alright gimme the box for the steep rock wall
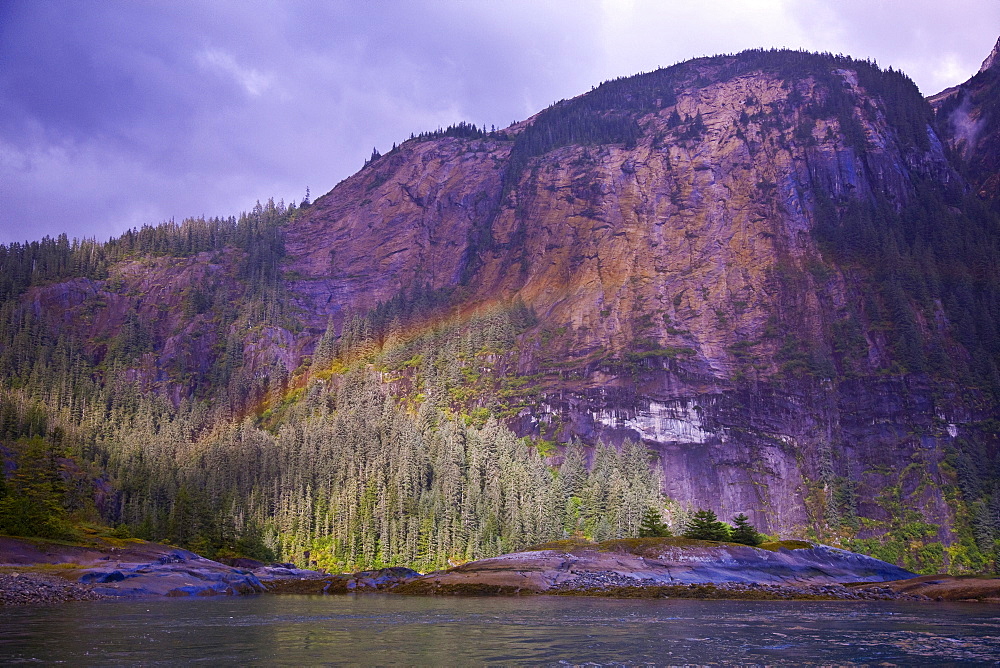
[280,58,982,542]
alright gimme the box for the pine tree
[730,513,763,546]
[638,507,671,537]
[682,509,731,541]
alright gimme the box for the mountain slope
[2,46,1000,574]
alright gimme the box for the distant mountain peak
[979,35,1000,73]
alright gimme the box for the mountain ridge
[980,37,1000,73]
[1,44,999,575]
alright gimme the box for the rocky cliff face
[979,37,1000,74]
[285,135,509,318]
[279,51,994,548]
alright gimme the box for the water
[2,595,1000,665]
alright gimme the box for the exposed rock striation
[979,37,1000,73]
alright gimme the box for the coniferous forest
[0,201,669,570]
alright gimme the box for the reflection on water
[2,594,1000,665]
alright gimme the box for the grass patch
[757,540,814,552]
[524,537,758,557]
[0,562,89,573]
[522,538,594,553]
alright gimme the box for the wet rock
[79,570,134,584]
[341,567,422,591]
[263,566,422,595]
[79,555,268,598]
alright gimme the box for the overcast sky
[1,0,998,245]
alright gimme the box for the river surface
[2,594,1000,665]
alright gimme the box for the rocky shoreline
[3,536,1000,605]
[0,572,107,606]
[547,573,930,601]
[552,579,927,601]
[0,535,280,604]
[250,569,935,601]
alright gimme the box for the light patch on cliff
[592,400,712,444]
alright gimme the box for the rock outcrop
[0,536,326,600]
[979,37,1000,73]
[400,538,916,594]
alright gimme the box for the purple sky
[1,0,998,245]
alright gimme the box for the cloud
[197,48,274,97]
[786,0,1000,93]
[0,0,997,244]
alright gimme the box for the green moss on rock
[757,540,814,551]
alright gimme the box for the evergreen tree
[0,436,74,539]
[730,513,763,546]
[682,509,731,541]
[638,507,671,537]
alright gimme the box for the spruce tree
[730,513,763,546]
[638,507,671,537]
[682,509,731,541]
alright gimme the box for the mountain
[1,45,999,575]
[929,36,1000,198]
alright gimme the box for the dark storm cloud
[1,1,996,245]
